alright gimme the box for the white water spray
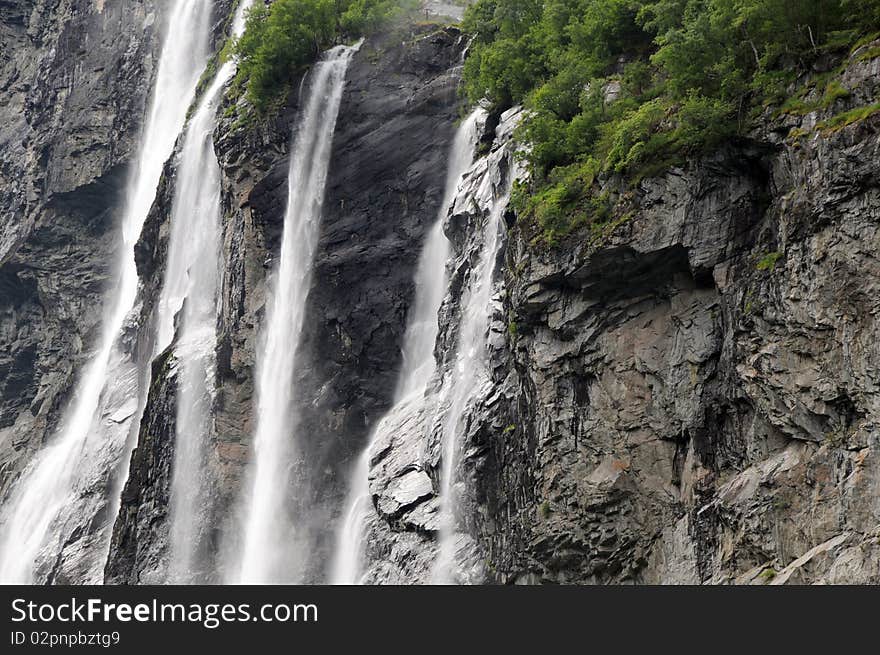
[157,0,254,584]
[330,109,485,585]
[0,0,211,584]
[229,43,359,584]
[431,166,513,585]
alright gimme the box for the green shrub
[539,501,552,519]
[461,0,880,242]
[233,0,416,113]
[856,45,880,61]
[600,98,669,173]
[820,80,851,109]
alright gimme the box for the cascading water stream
[0,0,211,584]
[228,43,360,585]
[431,168,513,585]
[155,0,254,584]
[330,109,486,585]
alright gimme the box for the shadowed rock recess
[1,1,880,585]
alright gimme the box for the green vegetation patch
[539,501,552,519]
[856,45,880,61]
[460,0,880,243]
[756,251,783,271]
[817,102,880,133]
[232,0,418,114]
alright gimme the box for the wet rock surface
[104,350,177,585]
[360,108,522,584]
[103,24,468,582]
[0,0,161,524]
[292,26,467,580]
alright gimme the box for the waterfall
[330,109,486,585]
[0,0,211,584]
[155,0,254,584]
[431,162,513,585]
[228,43,360,584]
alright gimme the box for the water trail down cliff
[330,109,486,585]
[432,164,513,585]
[156,0,253,584]
[229,43,360,584]
[0,0,211,584]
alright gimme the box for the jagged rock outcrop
[102,0,238,585]
[353,40,880,587]
[292,26,467,581]
[0,3,168,584]
[104,350,177,584]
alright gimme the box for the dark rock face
[301,29,466,464]
[293,27,466,581]
[103,0,262,583]
[4,0,879,586]
[359,108,521,584]
[208,62,311,572]
[462,45,880,584]
[103,151,185,584]
[354,41,880,586]
[0,0,160,501]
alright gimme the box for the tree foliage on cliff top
[461,0,880,241]
[232,0,418,113]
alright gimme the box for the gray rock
[464,42,880,584]
[0,0,163,582]
[104,24,469,583]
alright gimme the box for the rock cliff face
[462,45,880,584]
[352,40,880,586]
[292,27,467,581]
[355,108,522,583]
[0,0,239,585]
[0,2,166,584]
[2,1,880,586]
[0,0,160,502]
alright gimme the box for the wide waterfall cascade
[432,165,514,585]
[228,43,360,585]
[330,109,486,585]
[0,0,212,584]
[157,0,254,584]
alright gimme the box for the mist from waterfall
[431,168,513,585]
[330,109,485,585]
[227,43,360,585]
[0,0,211,584]
[154,0,253,584]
